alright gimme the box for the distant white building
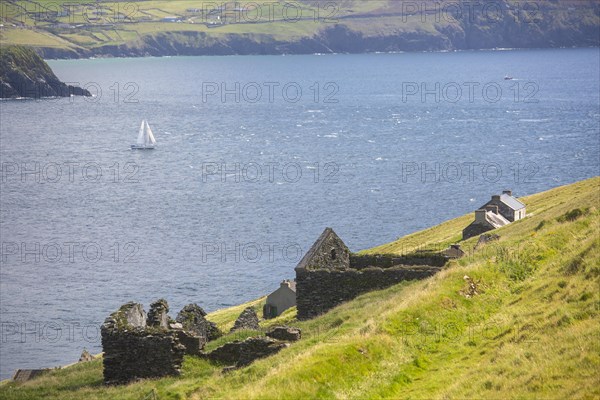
[480,190,526,222]
[161,16,182,22]
[463,190,526,240]
[263,280,296,318]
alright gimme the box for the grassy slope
[0,177,598,399]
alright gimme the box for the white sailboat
[131,120,156,150]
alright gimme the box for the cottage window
[331,249,337,260]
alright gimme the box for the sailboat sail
[136,120,146,145]
[145,120,156,145]
[132,119,156,149]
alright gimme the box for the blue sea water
[0,48,598,379]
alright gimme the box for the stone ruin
[79,349,94,362]
[207,337,289,372]
[295,228,449,320]
[147,299,169,328]
[205,326,301,371]
[475,233,500,249]
[176,303,222,341]
[101,299,221,384]
[101,301,184,385]
[230,307,260,332]
[266,326,302,342]
[101,298,302,381]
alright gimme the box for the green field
[0,0,341,50]
[1,176,598,399]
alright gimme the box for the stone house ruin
[295,228,447,320]
[263,280,296,318]
[101,300,221,384]
[463,190,526,240]
[101,301,185,385]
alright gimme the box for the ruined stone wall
[296,265,442,320]
[294,228,449,320]
[349,254,447,269]
[101,329,185,384]
[101,301,185,385]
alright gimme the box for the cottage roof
[499,193,526,210]
[485,210,510,228]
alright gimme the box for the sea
[0,48,598,380]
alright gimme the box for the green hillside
[1,0,598,58]
[0,176,598,399]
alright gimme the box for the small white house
[263,280,296,319]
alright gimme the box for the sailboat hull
[130,144,155,150]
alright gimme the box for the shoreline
[39,44,600,61]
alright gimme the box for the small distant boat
[504,75,514,80]
[131,120,156,150]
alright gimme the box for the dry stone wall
[230,307,260,332]
[101,301,185,385]
[295,228,448,320]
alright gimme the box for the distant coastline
[34,37,600,60]
[40,45,599,61]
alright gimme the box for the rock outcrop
[0,45,91,98]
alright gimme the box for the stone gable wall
[296,228,350,271]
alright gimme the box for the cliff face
[452,0,600,49]
[0,46,90,98]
